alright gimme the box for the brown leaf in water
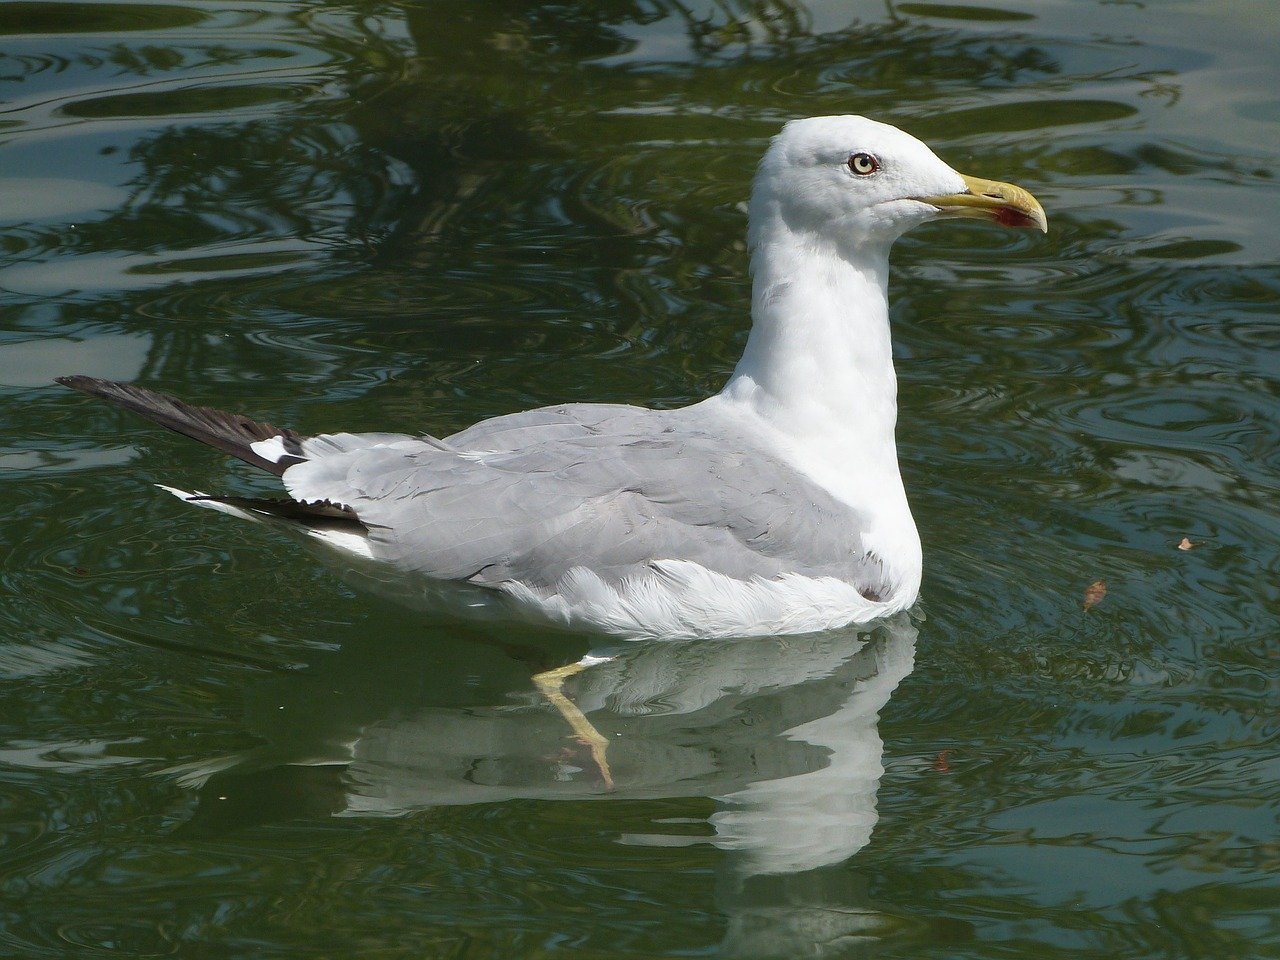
[1083,580,1107,611]
[1177,537,1195,551]
[933,749,952,774]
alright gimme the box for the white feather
[155,484,259,522]
[249,436,291,463]
[304,527,375,559]
[500,560,903,641]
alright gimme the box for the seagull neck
[721,230,899,467]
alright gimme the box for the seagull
[59,116,1045,645]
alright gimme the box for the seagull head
[750,115,1046,255]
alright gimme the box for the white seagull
[60,116,1046,643]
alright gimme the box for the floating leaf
[1083,580,1107,610]
[1177,537,1195,551]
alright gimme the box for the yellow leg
[533,661,614,790]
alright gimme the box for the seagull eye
[847,152,879,176]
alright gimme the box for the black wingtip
[54,375,307,476]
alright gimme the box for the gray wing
[284,404,885,600]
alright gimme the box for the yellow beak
[915,173,1047,233]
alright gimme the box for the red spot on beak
[994,206,1037,229]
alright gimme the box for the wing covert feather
[284,404,885,599]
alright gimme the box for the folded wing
[284,404,886,600]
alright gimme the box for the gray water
[1,1,1277,957]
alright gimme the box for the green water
[2,1,1278,956]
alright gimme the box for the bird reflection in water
[172,613,923,956]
